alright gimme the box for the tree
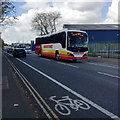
[0,32,4,48]
[0,0,17,24]
[0,1,17,45]
[31,11,61,36]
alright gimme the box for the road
[2,51,119,119]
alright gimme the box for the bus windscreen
[67,32,87,48]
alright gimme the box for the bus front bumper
[74,56,88,60]
[60,56,88,60]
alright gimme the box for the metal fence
[88,41,120,58]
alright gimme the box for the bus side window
[58,32,65,48]
[68,37,70,47]
[62,32,66,48]
[62,32,66,39]
[52,35,56,43]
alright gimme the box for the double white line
[6,56,59,120]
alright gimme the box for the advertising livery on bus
[35,29,88,61]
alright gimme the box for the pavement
[87,56,119,67]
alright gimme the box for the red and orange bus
[35,29,88,61]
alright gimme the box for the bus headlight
[67,53,74,57]
[83,53,88,57]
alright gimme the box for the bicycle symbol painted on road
[49,96,90,116]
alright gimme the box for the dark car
[12,48,26,57]
[7,48,13,53]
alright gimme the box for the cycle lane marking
[49,95,90,116]
[15,58,119,119]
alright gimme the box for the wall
[86,30,120,58]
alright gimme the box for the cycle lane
[3,53,115,119]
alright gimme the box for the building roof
[63,24,120,30]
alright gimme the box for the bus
[35,29,88,61]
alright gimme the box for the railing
[88,42,120,58]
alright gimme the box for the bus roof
[35,29,87,39]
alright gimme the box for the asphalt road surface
[2,51,120,120]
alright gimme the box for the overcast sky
[1,0,119,44]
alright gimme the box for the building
[63,24,120,58]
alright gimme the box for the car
[24,48,31,54]
[12,48,26,57]
[7,48,13,53]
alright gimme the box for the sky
[1,0,119,44]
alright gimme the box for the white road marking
[98,72,120,79]
[88,62,118,69]
[49,95,90,115]
[7,57,59,120]
[40,58,51,61]
[3,53,52,119]
[14,66,52,119]
[57,62,79,68]
[14,58,119,119]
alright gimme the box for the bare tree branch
[31,11,61,36]
[0,1,17,24]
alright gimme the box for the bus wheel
[55,52,59,60]
[39,50,42,57]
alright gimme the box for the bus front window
[68,32,87,48]
[67,31,88,52]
